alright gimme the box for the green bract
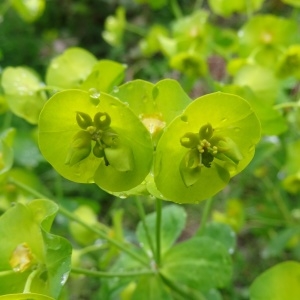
[250,261,300,300]
[1,67,46,124]
[11,0,45,22]
[0,200,71,298]
[154,92,261,203]
[208,0,264,17]
[38,89,153,193]
[238,15,299,57]
[45,48,97,89]
[102,7,126,47]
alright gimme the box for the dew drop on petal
[113,86,119,93]
[119,193,128,199]
[60,272,69,286]
[89,88,101,99]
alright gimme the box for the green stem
[170,0,183,19]
[1,111,13,130]
[196,198,214,235]
[135,197,156,259]
[23,268,40,293]
[274,101,300,110]
[156,198,162,267]
[245,0,253,20]
[60,205,150,267]
[263,177,293,225]
[0,270,15,277]
[71,267,154,278]
[125,23,146,37]
[9,178,150,267]
[160,273,205,300]
[78,243,107,256]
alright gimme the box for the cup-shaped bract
[154,92,261,204]
[1,67,46,124]
[38,90,153,194]
[11,0,45,22]
[208,0,264,17]
[238,15,299,57]
[45,48,97,89]
[102,7,126,47]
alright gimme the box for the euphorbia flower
[154,92,261,204]
[38,90,153,193]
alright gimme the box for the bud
[76,111,93,129]
[213,136,243,165]
[101,130,118,147]
[93,142,105,158]
[199,123,214,140]
[180,132,199,149]
[179,149,201,187]
[94,112,111,130]
[65,130,92,166]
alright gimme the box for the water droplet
[60,272,69,285]
[123,102,129,107]
[119,193,128,199]
[89,88,100,105]
[89,88,101,99]
[221,117,228,122]
[110,103,118,109]
[234,127,241,132]
[113,86,119,93]
[248,145,255,153]
[180,115,188,122]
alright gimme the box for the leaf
[1,67,46,124]
[264,227,300,258]
[0,200,72,298]
[154,92,261,203]
[250,261,300,300]
[160,236,232,292]
[0,293,54,300]
[38,90,153,193]
[199,222,236,255]
[11,0,45,22]
[136,205,187,256]
[131,275,172,300]
[81,60,126,93]
[0,128,15,178]
[45,48,97,89]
